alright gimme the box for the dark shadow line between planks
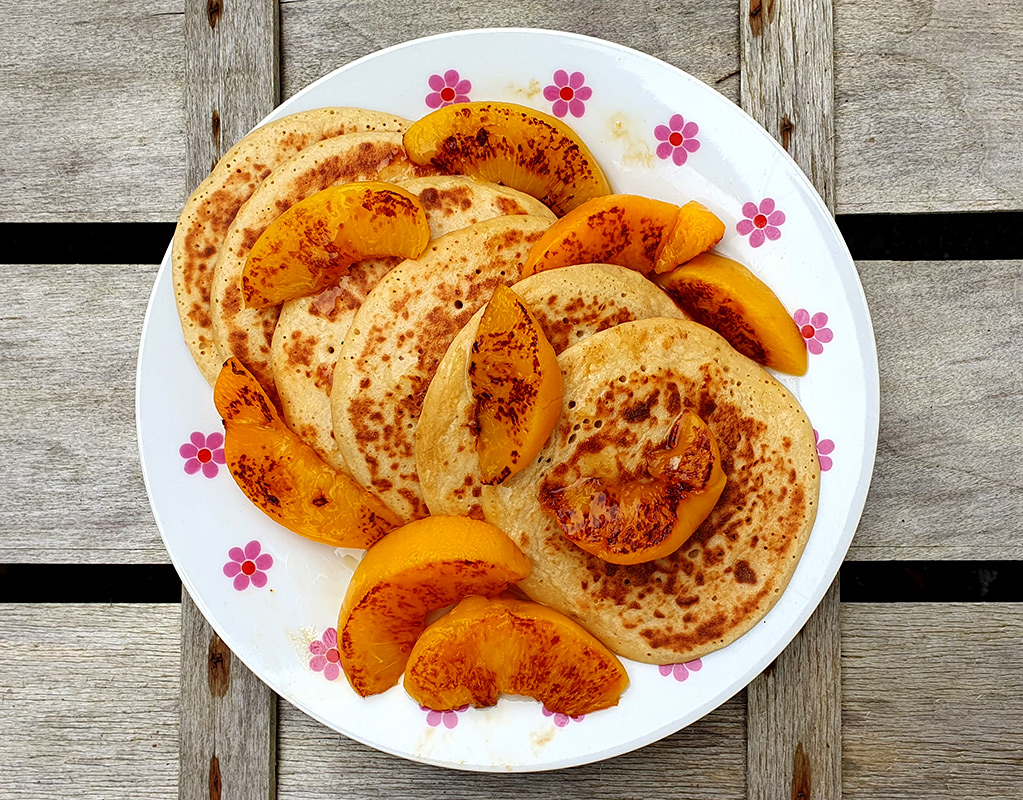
[1,213,1022,265]
[1,562,1022,603]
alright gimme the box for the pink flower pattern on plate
[659,658,703,682]
[737,198,786,247]
[309,627,342,681]
[814,430,835,472]
[542,705,584,727]
[223,540,273,591]
[794,309,834,355]
[543,70,591,118]
[422,704,469,729]
[180,431,226,478]
[654,115,701,166]
[425,70,471,108]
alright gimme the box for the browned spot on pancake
[396,487,427,519]
[188,301,212,328]
[734,560,757,584]
[419,185,473,215]
[313,362,333,392]
[241,226,263,252]
[283,330,316,368]
[496,196,529,216]
[622,389,660,423]
[665,382,682,416]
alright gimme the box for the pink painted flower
[543,70,591,118]
[223,540,273,591]
[658,658,703,682]
[179,431,226,478]
[794,309,834,355]
[309,627,341,681]
[737,198,786,247]
[425,70,471,108]
[814,430,835,472]
[654,114,701,166]
[422,704,469,729]
[542,705,584,727]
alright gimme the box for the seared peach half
[539,410,726,565]
[337,515,531,697]
[404,595,629,716]
[653,201,726,273]
[654,252,808,375]
[214,358,402,547]
[241,181,429,308]
[403,101,610,216]
[469,285,563,485]
[521,194,678,277]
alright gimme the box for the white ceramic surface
[137,29,878,772]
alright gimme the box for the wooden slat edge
[180,2,280,799]
[740,1,842,798]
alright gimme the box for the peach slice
[337,515,531,697]
[654,252,808,375]
[653,201,726,273]
[213,358,403,547]
[469,285,563,485]
[520,194,679,277]
[402,101,610,216]
[539,410,726,565]
[404,595,629,716]
[241,182,429,309]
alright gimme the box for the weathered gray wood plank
[0,604,180,799]
[278,0,741,104]
[277,694,748,798]
[843,604,1023,800]
[0,262,167,564]
[849,258,1023,561]
[741,1,842,798]
[0,0,186,223]
[179,2,279,799]
[834,0,1023,213]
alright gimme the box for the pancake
[209,131,437,397]
[416,264,688,518]
[172,108,410,385]
[270,176,555,470]
[331,215,554,521]
[481,318,819,664]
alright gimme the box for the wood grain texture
[0,262,167,564]
[180,2,279,799]
[741,0,836,212]
[843,604,1023,799]
[185,0,280,178]
[849,258,1023,561]
[834,0,1023,213]
[741,2,842,798]
[0,604,179,799]
[277,694,748,798]
[278,0,741,104]
[0,0,185,223]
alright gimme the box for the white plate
[137,28,878,771]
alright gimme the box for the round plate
[137,28,878,771]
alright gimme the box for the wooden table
[2,1,1021,798]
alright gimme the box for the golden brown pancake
[331,215,553,521]
[417,264,687,518]
[481,318,820,664]
[270,177,555,470]
[172,108,410,385]
[209,131,437,398]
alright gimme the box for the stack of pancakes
[173,108,820,666]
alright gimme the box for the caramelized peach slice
[241,182,429,309]
[653,201,726,273]
[654,252,808,375]
[337,515,531,696]
[539,411,726,565]
[521,194,678,277]
[214,358,402,547]
[403,102,610,216]
[469,285,563,485]
[404,595,629,716]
